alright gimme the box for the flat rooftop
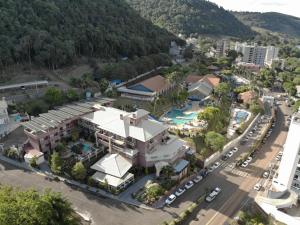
[22,98,114,135]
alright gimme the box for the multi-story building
[235,42,267,66]
[216,39,230,57]
[273,112,300,195]
[79,106,187,168]
[235,42,279,67]
[22,98,114,156]
[265,46,279,67]
[0,97,9,138]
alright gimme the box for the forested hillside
[126,0,255,38]
[0,0,182,69]
[233,12,300,37]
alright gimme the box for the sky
[209,0,300,18]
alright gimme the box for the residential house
[238,91,256,105]
[187,74,220,101]
[117,75,174,101]
[91,153,134,191]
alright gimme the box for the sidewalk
[0,154,153,210]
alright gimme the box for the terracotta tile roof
[185,75,203,84]
[139,75,170,93]
[239,91,256,104]
[201,74,220,88]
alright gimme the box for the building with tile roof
[117,75,174,101]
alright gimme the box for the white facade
[235,42,278,67]
[274,112,300,194]
[265,46,279,67]
[0,97,9,138]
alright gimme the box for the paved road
[0,99,292,225]
[183,100,291,225]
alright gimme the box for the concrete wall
[204,113,261,167]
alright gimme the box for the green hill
[0,0,182,69]
[233,12,300,37]
[126,0,255,38]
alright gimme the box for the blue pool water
[235,111,249,124]
[82,143,91,153]
[165,106,198,125]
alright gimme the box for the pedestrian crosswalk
[220,162,250,177]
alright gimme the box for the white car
[263,171,269,178]
[254,183,262,191]
[207,166,214,173]
[193,175,203,183]
[185,181,194,189]
[232,147,239,153]
[246,157,252,163]
[213,162,220,169]
[241,161,248,168]
[276,155,281,161]
[175,188,186,197]
[227,151,234,158]
[205,187,222,202]
[278,151,283,156]
[165,194,176,205]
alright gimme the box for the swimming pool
[165,106,198,125]
[82,143,92,153]
[235,111,249,124]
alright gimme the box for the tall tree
[71,162,87,181]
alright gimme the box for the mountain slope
[126,0,255,38]
[0,0,182,69]
[233,12,300,37]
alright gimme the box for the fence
[204,113,261,167]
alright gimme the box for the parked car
[205,187,222,202]
[241,162,248,168]
[276,155,281,161]
[232,147,239,153]
[207,166,214,173]
[227,151,234,158]
[213,162,221,169]
[245,157,252,163]
[222,155,229,161]
[254,183,262,191]
[185,181,194,189]
[165,194,176,205]
[175,188,186,197]
[193,175,203,183]
[263,171,270,178]
[278,151,283,156]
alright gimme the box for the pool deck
[161,102,205,129]
[227,108,251,138]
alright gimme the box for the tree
[214,82,230,97]
[50,151,63,174]
[71,129,80,142]
[0,186,80,225]
[293,76,300,85]
[198,107,222,130]
[29,156,38,168]
[55,143,65,152]
[293,100,300,112]
[283,82,297,96]
[205,131,226,152]
[249,101,263,115]
[99,78,109,94]
[44,87,64,107]
[160,165,174,178]
[66,89,79,102]
[71,162,87,181]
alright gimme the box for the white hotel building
[273,112,300,195]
